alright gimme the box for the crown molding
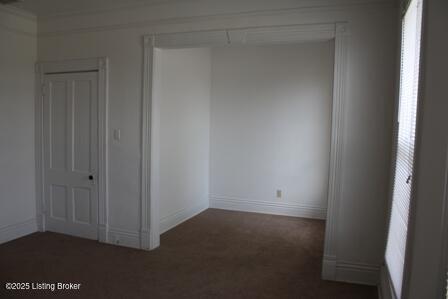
[0,5,37,36]
[36,0,198,20]
[36,0,394,20]
[38,0,396,37]
[0,4,37,21]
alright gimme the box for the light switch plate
[113,129,121,141]
[276,190,282,198]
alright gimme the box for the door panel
[73,187,92,224]
[43,72,99,240]
[50,184,67,220]
[73,79,93,173]
[49,81,68,170]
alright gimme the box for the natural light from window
[384,0,423,298]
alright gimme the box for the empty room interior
[0,0,447,298]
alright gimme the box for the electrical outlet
[276,190,282,198]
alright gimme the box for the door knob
[89,175,94,180]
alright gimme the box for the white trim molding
[322,22,349,281]
[142,23,350,285]
[141,35,160,250]
[0,5,36,21]
[35,0,393,21]
[160,200,209,235]
[35,57,109,244]
[437,145,448,298]
[0,5,37,37]
[154,30,228,48]
[36,0,395,37]
[0,218,38,244]
[228,24,335,45]
[333,261,380,286]
[108,227,140,249]
[379,265,397,299]
[210,196,326,220]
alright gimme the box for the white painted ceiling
[7,0,181,17]
[6,0,395,18]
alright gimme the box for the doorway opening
[154,42,334,233]
[141,24,349,281]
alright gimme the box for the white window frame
[384,0,425,297]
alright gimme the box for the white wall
[210,42,334,219]
[38,30,145,233]
[154,48,211,233]
[0,7,37,242]
[37,0,397,274]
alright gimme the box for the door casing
[141,23,350,283]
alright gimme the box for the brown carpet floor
[0,209,377,299]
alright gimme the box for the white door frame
[35,57,109,243]
[141,23,349,280]
[438,147,448,298]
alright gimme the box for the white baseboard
[140,228,159,251]
[160,200,209,234]
[322,254,337,280]
[335,260,380,286]
[104,199,209,250]
[210,195,326,219]
[107,227,140,249]
[379,266,396,299]
[322,256,380,286]
[0,218,38,244]
[98,224,108,243]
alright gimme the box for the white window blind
[385,0,423,298]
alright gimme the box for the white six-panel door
[43,72,99,240]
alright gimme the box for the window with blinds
[385,0,423,298]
